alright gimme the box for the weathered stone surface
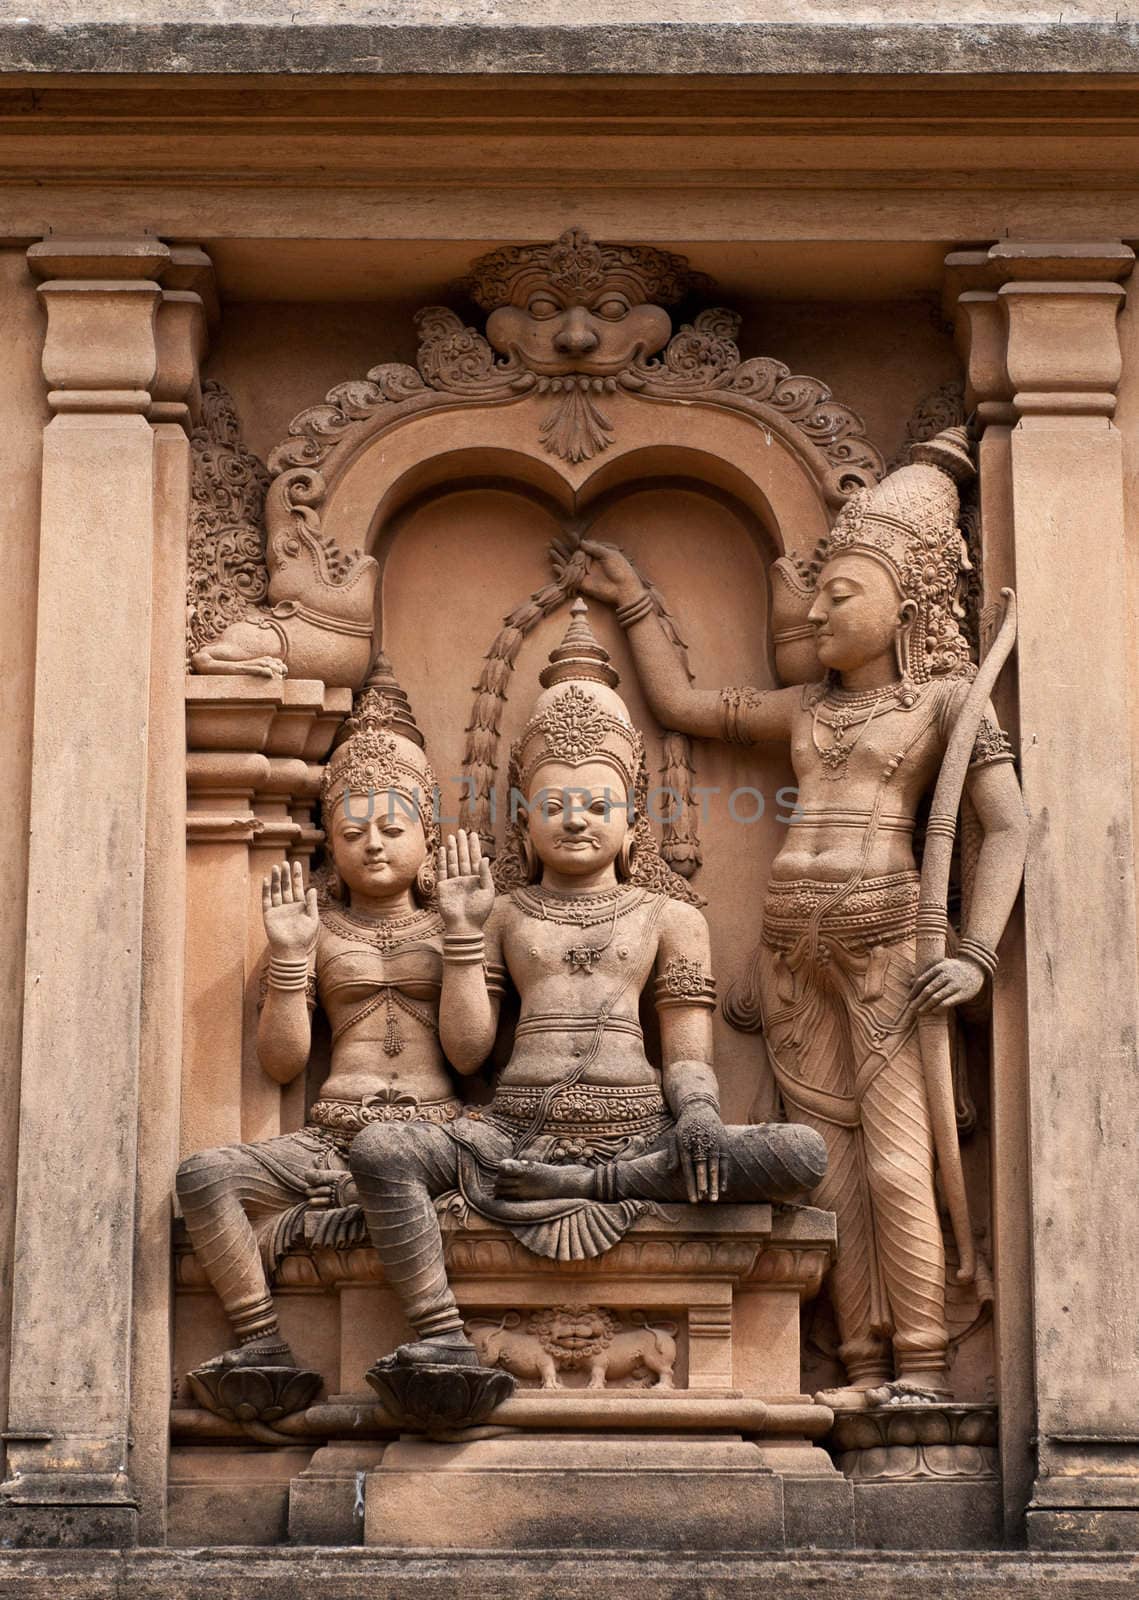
[0,19,1138,75]
[1,1549,1139,1599]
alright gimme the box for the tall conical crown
[514,600,640,792]
[321,656,438,843]
[815,424,976,682]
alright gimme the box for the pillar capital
[999,281,1126,420]
[151,245,216,430]
[27,238,215,430]
[944,241,1134,430]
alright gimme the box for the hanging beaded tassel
[383,991,405,1057]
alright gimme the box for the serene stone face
[807,552,903,674]
[486,285,672,376]
[329,789,427,901]
[524,759,631,877]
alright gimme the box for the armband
[720,685,766,746]
[654,955,717,1010]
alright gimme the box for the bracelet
[267,955,311,992]
[615,589,654,630]
[675,1090,722,1115]
[957,936,998,978]
[443,934,487,965]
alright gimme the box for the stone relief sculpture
[188,384,378,686]
[348,601,828,1419]
[186,380,271,670]
[563,426,1029,1409]
[268,228,882,511]
[457,541,706,881]
[467,1306,678,1390]
[176,668,461,1406]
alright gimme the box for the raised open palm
[262,860,320,956]
[436,828,495,934]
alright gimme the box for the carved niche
[252,228,886,870]
[270,227,882,488]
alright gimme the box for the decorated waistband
[485,1080,670,1136]
[763,871,920,951]
[513,1012,643,1040]
[309,1092,462,1140]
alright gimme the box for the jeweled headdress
[320,654,439,849]
[495,601,701,905]
[817,425,977,682]
[513,599,641,794]
[465,227,703,311]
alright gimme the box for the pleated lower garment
[176,1128,349,1341]
[758,883,948,1386]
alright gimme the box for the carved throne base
[174,1202,853,1550]
[360,1203,848,1552]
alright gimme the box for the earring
[415,859,436,904]
[617,835,639,881]
[894,606,918,709]
[520,834,538,883]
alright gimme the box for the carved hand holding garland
[237,229,886,860]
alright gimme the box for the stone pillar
[131,246,214,1543]
[955,241,1139,1550]
[945,248,1032,1541]
[182,683,349,1160]
[0,238,168,1546]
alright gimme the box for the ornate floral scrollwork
[186,381,271,667]
[257,229,883,595]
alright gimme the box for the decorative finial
[540,598,619,690]
[911,425,975,485]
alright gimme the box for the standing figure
[348,602,827,1374]
[566,427,1029,1406]
[176,674,460,1379]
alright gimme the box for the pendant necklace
[513,884,640,976]
[811,689,887,780]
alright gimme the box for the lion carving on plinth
[467,1304,677,1390]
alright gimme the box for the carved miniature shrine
[136,227,1018,1552]
[3,120,1138,1589]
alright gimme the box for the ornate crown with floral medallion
[512,599,642,795]
[464,227,705,312]
[320,656,439,849]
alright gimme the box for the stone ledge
[2,21,1139,77]
[1,1548,1138,1597]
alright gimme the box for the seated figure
[176,672,461,1377]
[349,602,828,1372]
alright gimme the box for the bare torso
[493,887,665,1090]
[314,906,457,1103]
[773,682,951,883]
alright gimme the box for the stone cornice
[3,21,1139,78]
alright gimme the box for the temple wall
[1,13,1138,1586]
[0,252,47,1485]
